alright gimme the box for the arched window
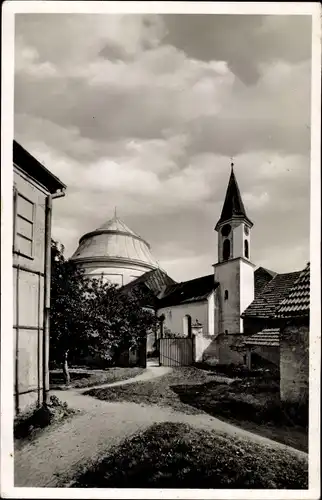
[225,329,228,334]
[244,239,249,259]
[224,290,229,300]
[223,239,230,261]
[183,314,192,337]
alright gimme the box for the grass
[73,422,308,489]
[87,366,308,451]
[85,367,215,414]
[14,395,78,446]
[49,367,145,390]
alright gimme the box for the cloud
[14,13,311,279]
[163,14,312,84]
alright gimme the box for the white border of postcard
[1,2,321,499]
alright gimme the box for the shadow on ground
[170,378,308,452]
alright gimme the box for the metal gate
[159,337,193,367]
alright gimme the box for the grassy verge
[85,367,216,414]
[73,422,308,489]
[14,395,78,446]
[50,367,145,390]
[172,376,308,452]
[87,366,307,451]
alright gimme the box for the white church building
[71,165,307,367]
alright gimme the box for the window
[223,239,230,261]
[183,314,192,337]
[225,329,228,334]
[224,290,229,300]
[13,190,35,259]
[244,239,249,259]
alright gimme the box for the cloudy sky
[14,13,312,281]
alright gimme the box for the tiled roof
[242,271,301,318]
[254,267,277,297]
[159,274,218,307]
[121,268,176,296]
[275,263,310,318]
[215,166,253,229]
[244,328,280,347]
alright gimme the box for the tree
[50,240,157,382]
[50,239,90,383]
[82,278,157,363]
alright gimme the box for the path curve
[75,364,172,393]
[15,367,308,488]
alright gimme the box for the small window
[223,239,230,261]
[244,239,249,259]
[225,329,228,334]
[224,290,229,300]
[13,191,35,259]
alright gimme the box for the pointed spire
[114,206,117,219]
[215,161,253,231]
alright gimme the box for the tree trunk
[63,350,70,385]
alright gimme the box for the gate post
[191,334,196,364]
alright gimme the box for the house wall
[250,346,280,367]
[158,301,210,336]
[240,260,255,332]
[280,322,309,404]
[243,317,280,336]
[13,166,48,414]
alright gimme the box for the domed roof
[71,215,159,270]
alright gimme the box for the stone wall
[194,333,247,365]
[280,322,309,404]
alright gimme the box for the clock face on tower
[244,226,249,236]
[221,224,231,237]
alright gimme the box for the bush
[14,396,75,440]
[73,422,308,489]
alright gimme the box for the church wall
[207,292,215,336]
[76,261,151,287]
[214,259,241,334]
[232,223,243,259]
[158,301,209,337]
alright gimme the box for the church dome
[70,215,159,286]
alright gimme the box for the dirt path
[74,363,172,392]
[14,367,308,488]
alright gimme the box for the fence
[159,337,193,366]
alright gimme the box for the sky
[14,13,312,282]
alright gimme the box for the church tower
[213,163,255,334]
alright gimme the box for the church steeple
[213,162,255,335]
[215,163,253,231]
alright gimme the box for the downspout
[43,189,65,405]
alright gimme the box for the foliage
[73,422,308,489]
[50,239,90,364]
[50,240,157,367]
[14,396,75,441]
[163,326,186,338]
